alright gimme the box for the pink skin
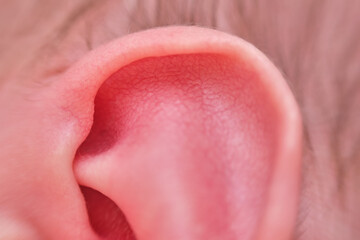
[2,0,360,239]
[0,27,301,240]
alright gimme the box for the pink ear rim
[52,26,302,240]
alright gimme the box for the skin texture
[0,0,359,239]
[78,53,278,239]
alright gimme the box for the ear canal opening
[80,186,136,240]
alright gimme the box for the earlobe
[48,26,302,240]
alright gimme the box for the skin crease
[0,0,359,239]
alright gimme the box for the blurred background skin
[0,0,359,239]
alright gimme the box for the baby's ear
[40,27,302,239]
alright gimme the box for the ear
[41,27,302,240]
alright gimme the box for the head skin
[0,0,360,239]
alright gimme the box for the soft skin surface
[0,26,302,240]
[76,54,277,240]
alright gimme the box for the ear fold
[44,26,302,240]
